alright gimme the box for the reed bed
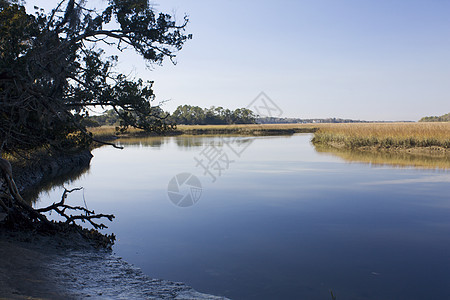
[312,122,450,149]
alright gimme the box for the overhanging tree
[0,0,191,153]
[0,0,191,242]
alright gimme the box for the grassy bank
[89,124,319,140]
[312,122,450,152]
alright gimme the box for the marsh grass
[88,123,319,139]
[312,123,450,150]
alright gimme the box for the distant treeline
[419,113,450,122]
[85,106,257,127]
[257,117,371,124]
[171,105,256,125]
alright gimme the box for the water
[35,134,450,299]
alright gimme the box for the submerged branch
[36,187,115,230]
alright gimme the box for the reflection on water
[24,163,91,204]
[116,135,254,150]
[117,135,450,170]
[116,136,167,148]
[34,134,450,300]
[314,144,450,169]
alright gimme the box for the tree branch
[36,187,115,230]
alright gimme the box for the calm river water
[35,134,450,300]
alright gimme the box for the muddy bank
[10,149,93,195]
[0,230,228,299]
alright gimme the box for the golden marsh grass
[312,122,450,149]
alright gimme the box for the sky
[26,0,450,121]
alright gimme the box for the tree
[170,105,257,125]
[0,0,191,154]
[419,113,450,122]
[0,0,191,243]
[231,108,257,124]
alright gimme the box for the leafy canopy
[170,105,257,125]
[419,113,450,122]
[0,0,191,154]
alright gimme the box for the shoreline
[90,123,450,157]
[314,140,449,156]
[0,229,228,299]
[9,149,93,195]
[89,123,320,141]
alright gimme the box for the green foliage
[170,105,257,125]
[419,113,450,122]
[0,0,191,154]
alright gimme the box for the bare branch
[36,187,115,229]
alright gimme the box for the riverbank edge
[0,229,229,299]
[10,149,93,193]
[312,139,449,156]
[90,124,320,142]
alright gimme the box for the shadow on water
[314,144,450,169]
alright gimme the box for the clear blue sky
[27,0,450,120]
